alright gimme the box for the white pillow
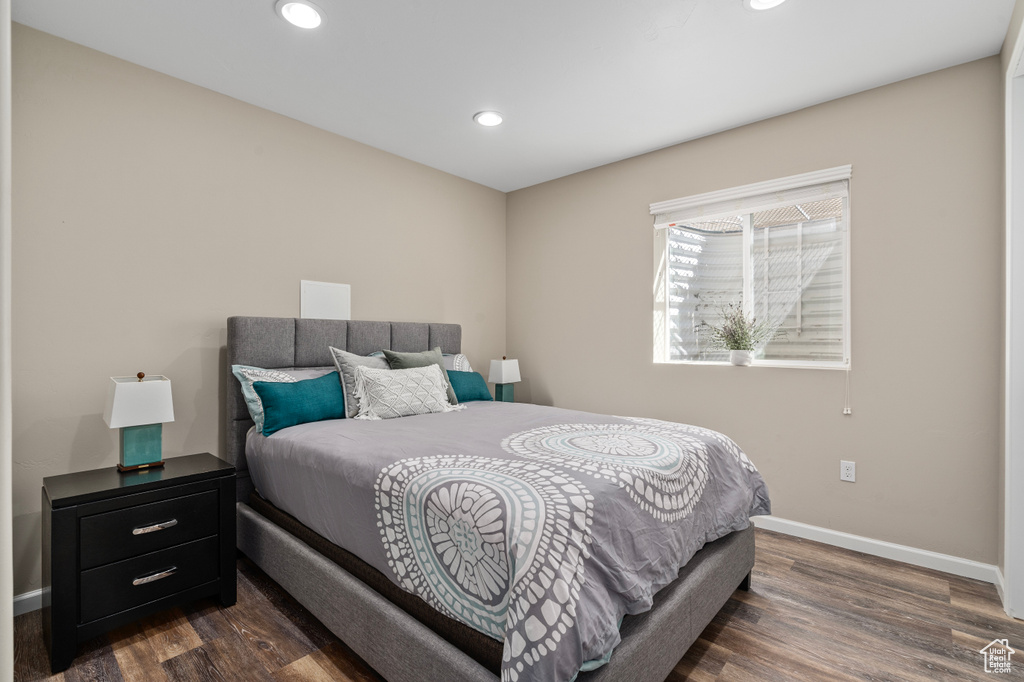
[352,364,464,421]
[447,353,473,372]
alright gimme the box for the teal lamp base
[118,423,165,472]
[494,383,515,402]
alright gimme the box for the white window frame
[651,166,852,370]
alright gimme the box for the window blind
[651,166,851,229]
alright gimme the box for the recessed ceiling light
[745,0,787,9]
[474,111,504,127]
[276,0,324,29]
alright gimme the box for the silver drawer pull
[132,519,178,535]
[132,567,177,586]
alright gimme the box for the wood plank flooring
[14,529,1024,681]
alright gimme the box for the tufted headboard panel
[226,316,462,500]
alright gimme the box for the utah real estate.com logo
[981,639,1015,674]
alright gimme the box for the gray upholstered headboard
[226,316,462,501]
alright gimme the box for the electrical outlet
[840,460,856,482]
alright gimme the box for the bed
[226,316,769,682]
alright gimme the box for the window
[651,166,851,369]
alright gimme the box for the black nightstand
[41,452,236,673]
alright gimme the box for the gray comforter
[246,401,770,682]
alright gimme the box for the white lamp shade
[488,359,521,384]
[103,375,174,428]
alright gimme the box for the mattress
[246,401,770,682]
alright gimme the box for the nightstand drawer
[79,490,219,569]
[79,535,219,623]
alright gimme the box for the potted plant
[701,303,777,366]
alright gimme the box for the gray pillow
[328,346,390,418]
[381,347,458,405]
[369,351,472,373]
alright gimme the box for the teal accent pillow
[231,364,300,433]
[447,371,493,403]
[252,371,345,436]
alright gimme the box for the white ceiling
[12,0,1016,192]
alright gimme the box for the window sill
[657,359,849,371]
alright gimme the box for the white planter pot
[730,350,753,366]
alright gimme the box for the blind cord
[843,366,852,415]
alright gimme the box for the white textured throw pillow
[353,364,464,420]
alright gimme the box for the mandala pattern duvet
[246,401,771,682]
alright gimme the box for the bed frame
[226,316,754,682]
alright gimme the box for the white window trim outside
[651,165,852,370]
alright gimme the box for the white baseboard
[14,588,41,616]
[752,516,999,584]
[995,568,1024,620]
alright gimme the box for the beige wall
[11,25,507,595]
[8,22,1006,596]
[507,57,1004,564]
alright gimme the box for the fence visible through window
[652,167,851,369]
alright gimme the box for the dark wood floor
[14,529,1024,681]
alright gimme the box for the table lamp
[103,372,174,472]
[488,357,521,402]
